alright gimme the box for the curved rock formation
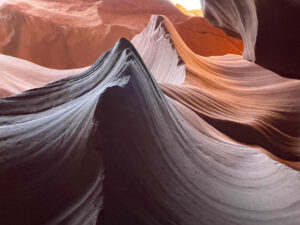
[1,38,300,225]
[131,15,185,85]
[203,0,300,79]
[0,0,300,222]
[1,15,300,166]
[0,0,242,68]
[0,54,86,97]
[134,15,300,166]
[0,15,185,96]
[175,16,243,57]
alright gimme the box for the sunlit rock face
[169,0,203,17]
[0,0,242,69]
[0,1,300,225]
[175,4,203,17]
[203,0,300,79]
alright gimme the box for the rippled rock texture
[0,1,300,225]
[203,0,300,79]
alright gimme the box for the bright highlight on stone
[170,0,201,10]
